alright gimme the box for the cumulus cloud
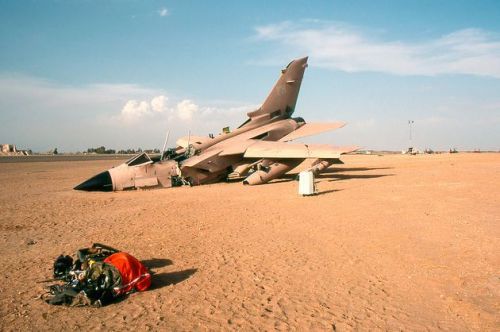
[121,100,150,120]
[118,96,203,123]
[158,7,169,17]
[0,76,166,150]
[119,96,168,122]
[151,95,168,113]
[117,96,255,125]
[254,21,500,78]
[176,100,198,121]
[0,75,256,151]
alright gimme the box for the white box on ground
[299,171,315,196]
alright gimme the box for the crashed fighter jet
[75,57,357,191]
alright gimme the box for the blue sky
[1,0,499,151]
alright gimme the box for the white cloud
[118,95,171,123]
[0,75,255,151]
[151,95,168,113]
[121,100,152,121]
[254,21,500,78]
[117,96,253,125]
[176,99,198,121]
[1,73,499,152]
[0,75,164,109]
[158,7,169,17]
[118,96,200,123]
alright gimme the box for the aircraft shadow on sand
[324,173,394,181]
[327,166,394,172]
[275,166,394,183]
[315,189,343,196]
[316,166,394,181]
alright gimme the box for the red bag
[104,252,151,295]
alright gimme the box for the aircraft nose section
[74,171,113,191]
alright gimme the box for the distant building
[1,144,16,153]
[1,144,30,156]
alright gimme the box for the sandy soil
[0,153,498,331]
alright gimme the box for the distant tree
[116,148,158,154]
[86,146,117,154]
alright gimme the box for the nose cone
[74,171,113,191]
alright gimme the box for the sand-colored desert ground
[0,153,498,331]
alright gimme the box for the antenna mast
[160,129,170,161]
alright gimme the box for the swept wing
[244,141,358,159]
[279,122,345,142]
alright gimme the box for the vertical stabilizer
[241,56,308,127]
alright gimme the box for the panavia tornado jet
[74,56,358,192]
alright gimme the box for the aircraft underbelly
[180,155,241,185]
[135,176,158,187]
[182,155,241,173]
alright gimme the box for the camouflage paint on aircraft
[74,57,358,191]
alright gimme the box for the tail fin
[241,56,308,127]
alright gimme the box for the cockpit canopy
[125,152,153,167]
[293,117,306,124]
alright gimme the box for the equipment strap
[113,273,150,292]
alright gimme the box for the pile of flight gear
[43,243,151,307]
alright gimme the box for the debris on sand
[42,243,151,307]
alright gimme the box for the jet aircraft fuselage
[74,57,357,191]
